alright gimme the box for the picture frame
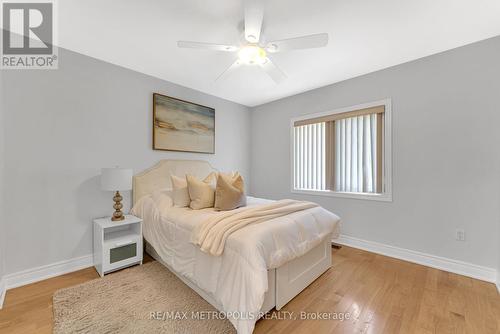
[153,93,215,154]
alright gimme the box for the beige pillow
[186,173,217,210]
[171,175,190,207]
[214,173,246,211]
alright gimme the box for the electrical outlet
[455,229,465,241]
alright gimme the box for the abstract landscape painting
[153,93,215,153]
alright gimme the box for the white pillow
[186,173,217,210]
[171,175,190,207]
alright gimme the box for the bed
[131,160,340,334]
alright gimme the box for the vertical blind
[335,114,379,193]
[293,122,326,190]
[293,106,384,194]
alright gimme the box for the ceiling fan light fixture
[177,0,329,83]
[238,45,267,65]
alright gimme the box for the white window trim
[290,99,393,202]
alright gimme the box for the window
[291,100,392,201]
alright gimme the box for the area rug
[53,262,235,333]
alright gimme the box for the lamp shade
[101,168,133,191]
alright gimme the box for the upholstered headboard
[133,159,218,205]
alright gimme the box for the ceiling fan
[177,0,329,84]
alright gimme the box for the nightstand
[93,215,143,277]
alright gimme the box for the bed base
[276,236,332,309]
[145,235,332,314]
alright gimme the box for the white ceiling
[59,0,500,107]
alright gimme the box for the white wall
[250,36,500,270]
[2,47,251,275]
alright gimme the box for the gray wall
[2,47,251,275]
[0,70,5,291]
[250,36,500,269]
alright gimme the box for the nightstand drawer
[103,235,142,273]
[110,243,137,263]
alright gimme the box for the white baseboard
[0,277,6,309]
[335,235,497,283]
[4,254,93,290]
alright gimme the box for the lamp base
[111,191,125,222]
[111,215,125,221]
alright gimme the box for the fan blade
[244,0,264,43]
[215,60,241,81]
[177,41,238,52]
[260,58,286,84]
[266,33,329,53]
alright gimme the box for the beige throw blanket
[191,199,319,256]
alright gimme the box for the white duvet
[132,196,340,334]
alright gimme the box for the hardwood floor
[1,247,499,334]
[255,247,500,334]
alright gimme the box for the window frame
[290,99,392,202]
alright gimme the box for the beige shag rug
[53,262,235,334]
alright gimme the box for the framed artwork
[153,93,215,153]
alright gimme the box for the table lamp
[101,167,133,221]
